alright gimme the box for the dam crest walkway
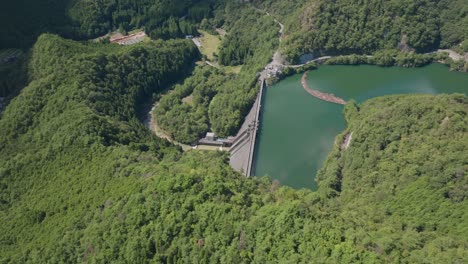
[229,79,266,176]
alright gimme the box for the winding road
[255,8,286,80]
[437,49,468,62]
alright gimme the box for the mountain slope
[253,0,468,61]
[1,36,466,261]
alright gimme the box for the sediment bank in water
[301,71,346,105]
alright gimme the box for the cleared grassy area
[141,35,152,43]
[128,28,144,34]
[198,30,221,61]
[194,30,244,74]
[223,65,242,74]
[181,95,193,105]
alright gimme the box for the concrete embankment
[229,79,266,176]
[301,71,346,105]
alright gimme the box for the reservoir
[253,64,468,189]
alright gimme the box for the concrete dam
[229,79,266,176]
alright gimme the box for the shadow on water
[251,80,268,178]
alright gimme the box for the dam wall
[229,79,266,176]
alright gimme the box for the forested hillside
[68,0,216,39]
[154,66,230,143]
[0,0,216,49]
[4,0,465,56]
[0,0,467,263]
[0,34,198,260]
[1,39,466,261]
[1,0,278,137]
[154,2,279,138]
[316,95,468,262]
[253,0,468,61]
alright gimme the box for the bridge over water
[229,79,266,176]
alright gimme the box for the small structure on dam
[198,132,232,147]
[229,79,266,176]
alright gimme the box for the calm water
[253,64,468,189]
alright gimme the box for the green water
[253,64,468,190]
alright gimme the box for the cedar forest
[0,0,467,263]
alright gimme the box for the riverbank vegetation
[316,94,468,262]
[3,0,466,95]
[325,51,446,67]
[323,51,468,72]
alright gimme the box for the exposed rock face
[340,132,353,151]
[398,34,416,53]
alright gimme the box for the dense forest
[68,0,215,39]
[0,39,466,260]
[251,0,468,61]
[0,0,467,262]
[1,0,279,136]
[154,66,230,143]
[0,0,215,98]
[0,34,197,261]
[2,0,466,98]
[3,0,465,56]
[206,3,279,136]
[154,2,279,138]
[0,0,216,49]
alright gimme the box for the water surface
[253,64,468,189]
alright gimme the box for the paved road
[437,49,468,62]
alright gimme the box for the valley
[0,1,467,263]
